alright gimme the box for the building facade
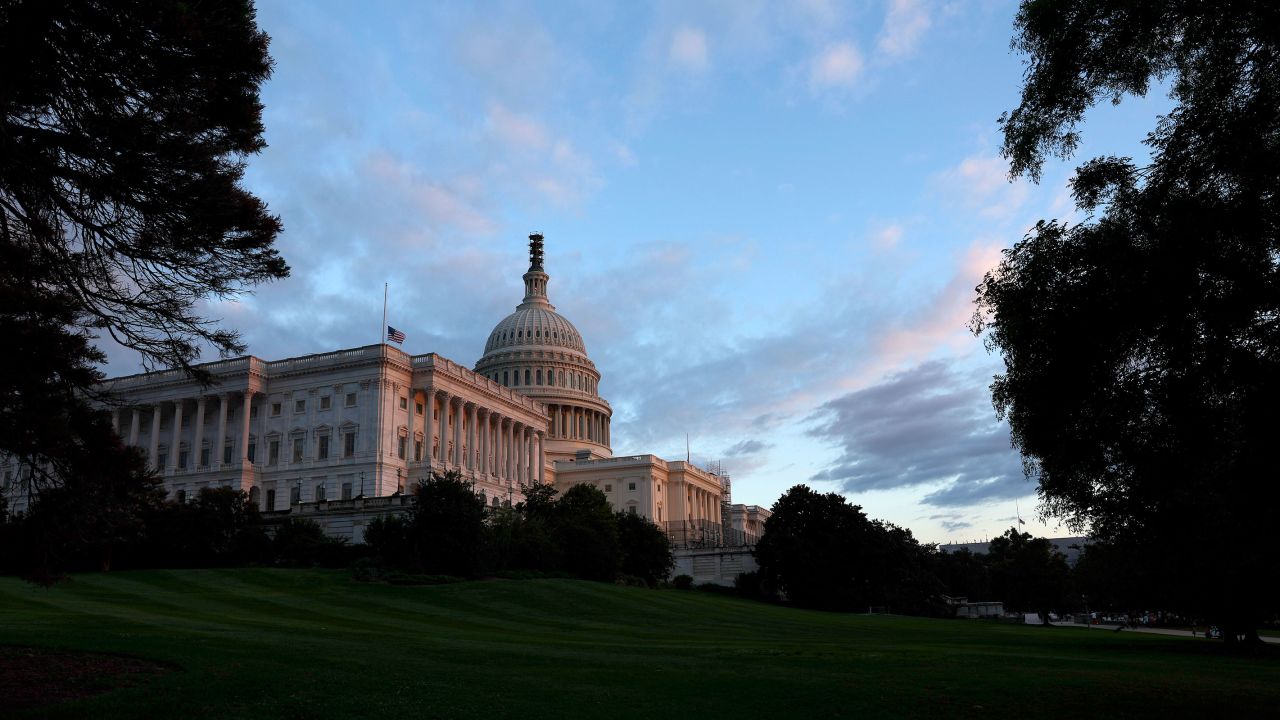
[2,234,751,547]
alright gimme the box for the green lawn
[1,570,1276,719]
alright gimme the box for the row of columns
[115,391,253,473]
[406,387,545,489]
[545,404,610,447]
[687,485,721,524]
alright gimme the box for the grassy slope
[0,569,1275,719]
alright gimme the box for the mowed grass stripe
[2,570,1278,720]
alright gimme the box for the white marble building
[2,235,746,545]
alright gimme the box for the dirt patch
[0,646,172,712]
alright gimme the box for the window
[399,397,407,410]
[414,439,423,461]
[250,405,258,419]
[628,506,637,515]
[268,440,280,465]
[503,370,509,386]
[266,489,276,510]
[397,436,406,460]
[157,452,168,469]
[415,402,423,416]
[628,482,636,491]
[536,369,542,385]
[200,447,210,468]
[320,396,331,410]
[656,483,661,493]
[318,435,329,460]
[345,392,357,407]
[271,402,282,417]
[223,444,233,465]
[513,371,519,386]
[341,482,352,500]
[295,399,306,414]
[292,437,304,463]
[605,484,612,492]
[343,432,356,458]
[316,484,326,502]
[290,484,301,504]
[524,369,531,385]
[178,450,188,469]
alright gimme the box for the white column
[193,397,206,469]
[129,408,141,446]
[508,421,517,482]
[437,391,449,470]
[241,391,254,465]
[537,432,546,485]
[169,400,183,471]
[406,388,416,464]
[466,403,476,472]
[479,409,489,476]
[452,400,462,470]
[216,394,229,469]
[148,405,161,469]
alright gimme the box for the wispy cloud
[669,26,709,72]
[876,0,932,60]
[810,42,864,90]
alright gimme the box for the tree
[408,471,486,577]
[551,484,619,582]
[753,485,881,611]
[973,1,1280,642]
[615,511,673,587]
[986,529,1069,625]
[1,0,286,372]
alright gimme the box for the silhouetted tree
[974,1,1280,642]
[986,529,1069,624]
[615,510,673,587]
[552,484,619,582]
[408,471,486,577]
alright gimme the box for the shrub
[672,574,694,590]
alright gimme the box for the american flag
[387,325,406,344]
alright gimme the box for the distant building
[937,537,1089,566]
[1,235,750,549]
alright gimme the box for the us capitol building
[3,234,768,549]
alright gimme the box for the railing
[663,519,759,549]
[411,353,545,414]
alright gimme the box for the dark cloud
[723,439,772,456]
[807,359,1028,507]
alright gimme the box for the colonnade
[686,484,722,524]
[408,387,545,488]
[544,403,610,447]
[114,391,250,473]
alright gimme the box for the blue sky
[104,0,1174,543]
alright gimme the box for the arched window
[503,370,509,386]
[536,369,542,385]
[558,370,565,386]
[525,369,531,385]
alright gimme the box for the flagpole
[381,283,388,346]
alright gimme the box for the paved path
[1051,622,1280,644]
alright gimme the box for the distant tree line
[363,471,673,587]
[747,485,1272,634]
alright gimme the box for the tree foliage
[986,529,1070,624]
[975,1,1280,639]
[407,471,486,577]
[0,0,286,371]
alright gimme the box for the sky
[103,0,1175,544]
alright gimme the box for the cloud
[876,0,932,60]
[669,26,708,72]
[810,42,864,89]
[807,359,1030,507]
[487,103,550,152]
[723,439,772,456]
[873,223,904,250]
[934,153,1030,221]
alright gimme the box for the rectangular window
[629,506,637,515]
[292,437,304,463]
[157,453,167,469]
[628,482,636,491]
[268,440,280,465]
[320,396,331,410]
[341,482,352,500]
[318,435,329,460]
[271,402,282,417]
[223,444,233,465]
[399,397,407,410]
[266,489,276,510]
[414,439,423,462]
[605,484,612,492]
[200,447,210,468]
[295,399,306,414]
[250,405,258,419]
[397,436,406,460]
[178,450,188,469]
[316,484,326,502]
[343,432,356,458]
[415,402,423,416]
[290,484,301,504]
[345,392,357,407]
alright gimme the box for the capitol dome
[475,234,612,460]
